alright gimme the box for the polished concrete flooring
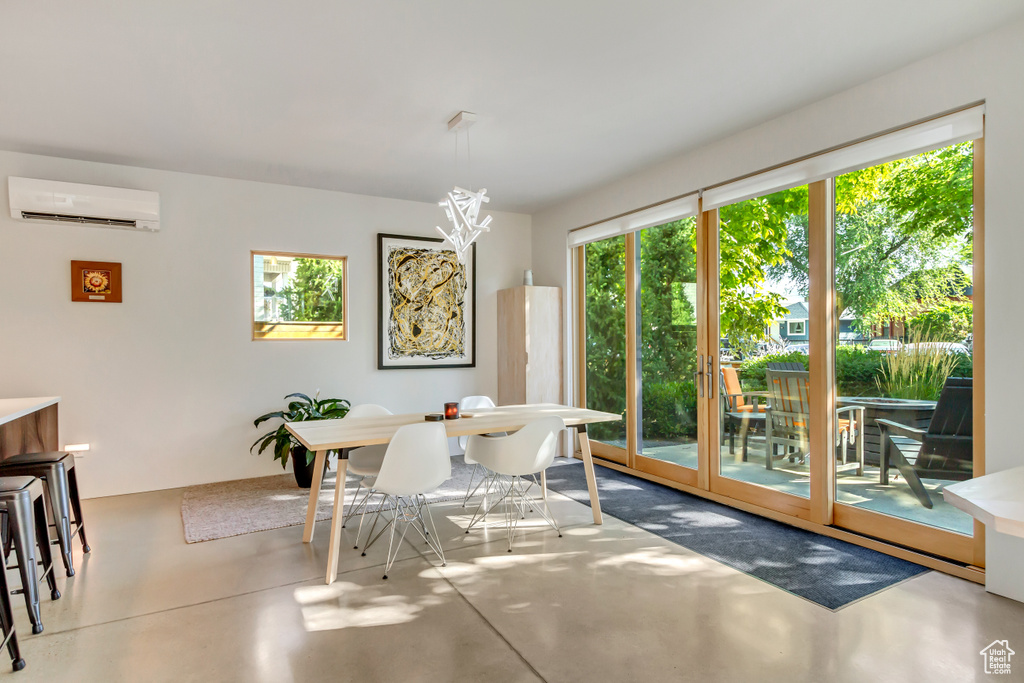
[7,483,1024,681]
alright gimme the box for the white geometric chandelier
[435,111,494,263]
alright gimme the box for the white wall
[0,152,531,499]
[532,19,1024,600]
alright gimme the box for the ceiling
[1,1,1022,214]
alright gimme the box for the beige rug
[180,457,477,543]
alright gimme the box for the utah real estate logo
[980,640,1014,675]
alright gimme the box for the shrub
[737,351,808,391]
[835,345,884,396]
[642,380,698,440]
[738,346,885,396]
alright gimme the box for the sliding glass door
[830,140,982,564]
[634,218,701,484]
[573,107,984,567]
[582,235,629,464]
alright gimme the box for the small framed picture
[71,261,122,303]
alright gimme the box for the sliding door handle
[696,355,705,397]
[707,356,715,398]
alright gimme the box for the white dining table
[286,403,621,584]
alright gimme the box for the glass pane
[638,218,699,469]
[585,236,628,445]
[833,141,976,535]
[718,185,810,497]
[253,253,346,340]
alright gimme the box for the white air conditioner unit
[8,177,160,232]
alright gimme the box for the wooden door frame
[570,134,985,568]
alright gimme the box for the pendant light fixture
[435,111,493,262]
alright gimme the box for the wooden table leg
[302,450,329,543]
[576,425,603,525]
[540,469,548,502]
[325,458,348,585]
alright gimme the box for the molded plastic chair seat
[0,451,89,578]
[0,476,60,635]
[457,396,503,507]
[339,404,393,529]
[358,423,451,578]
[465,416,566,551]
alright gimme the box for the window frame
[786,319,807,336]
[251,250,349,341]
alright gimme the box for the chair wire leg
[466,477,505,532]
[420,495,446,567]
[462,464,481,507]
[382,498,401,579]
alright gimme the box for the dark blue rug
[544,460,928,610]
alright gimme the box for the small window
[252,252,347,340]
[787,319,806,336]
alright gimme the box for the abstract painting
[378,234,475,369]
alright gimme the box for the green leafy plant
[876,334,960,401]
[251,392,350,468]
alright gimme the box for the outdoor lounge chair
[720,366,767,414]
[876,377,973,509]
[764,368,864,474]
[720,366,768,451]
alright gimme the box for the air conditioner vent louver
[8,177,160,232]
[20,211,137,228]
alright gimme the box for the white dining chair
[464,416,565,552]
[358,422,452,579]
[340,403,392,532]
[458,395,500,507]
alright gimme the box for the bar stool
[0,452,89,578]
[0,559,25,671]
[0,477,60,635]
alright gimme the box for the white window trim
[787,319,807,336]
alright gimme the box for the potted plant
[251,392,350,488]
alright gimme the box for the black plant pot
[292,446,315,488]
[291,446,330,488]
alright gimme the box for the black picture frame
[377,233,476,370]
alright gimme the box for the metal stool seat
[0,452,89,578]
[0,477,59,634]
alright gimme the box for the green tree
[281,258,345,322]
[909,300,973,341]
[773,141,974,330]
[719,187,805,353]
[584,236,627,442]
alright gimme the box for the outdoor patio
[636,438,974,536]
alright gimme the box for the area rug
[180,456,479,544]
[543,459,928,610]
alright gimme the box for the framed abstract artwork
[377,233,475,369]
[71,260,122,303]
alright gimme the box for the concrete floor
[7,484,1024,682]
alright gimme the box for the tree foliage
[583,141,974,441]
[280,258,346,322]
[775,141,974,329]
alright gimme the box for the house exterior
[777,301,867,345]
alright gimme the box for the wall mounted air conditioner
[8,177,160,232]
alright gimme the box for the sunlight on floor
[293,580,447,632]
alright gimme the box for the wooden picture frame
[377,233,476,369]
[71,260,122,303]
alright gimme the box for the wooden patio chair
[720,366,767,414]
[875,377,973,509]
[720,366,768,455]
[764,368,864,474]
